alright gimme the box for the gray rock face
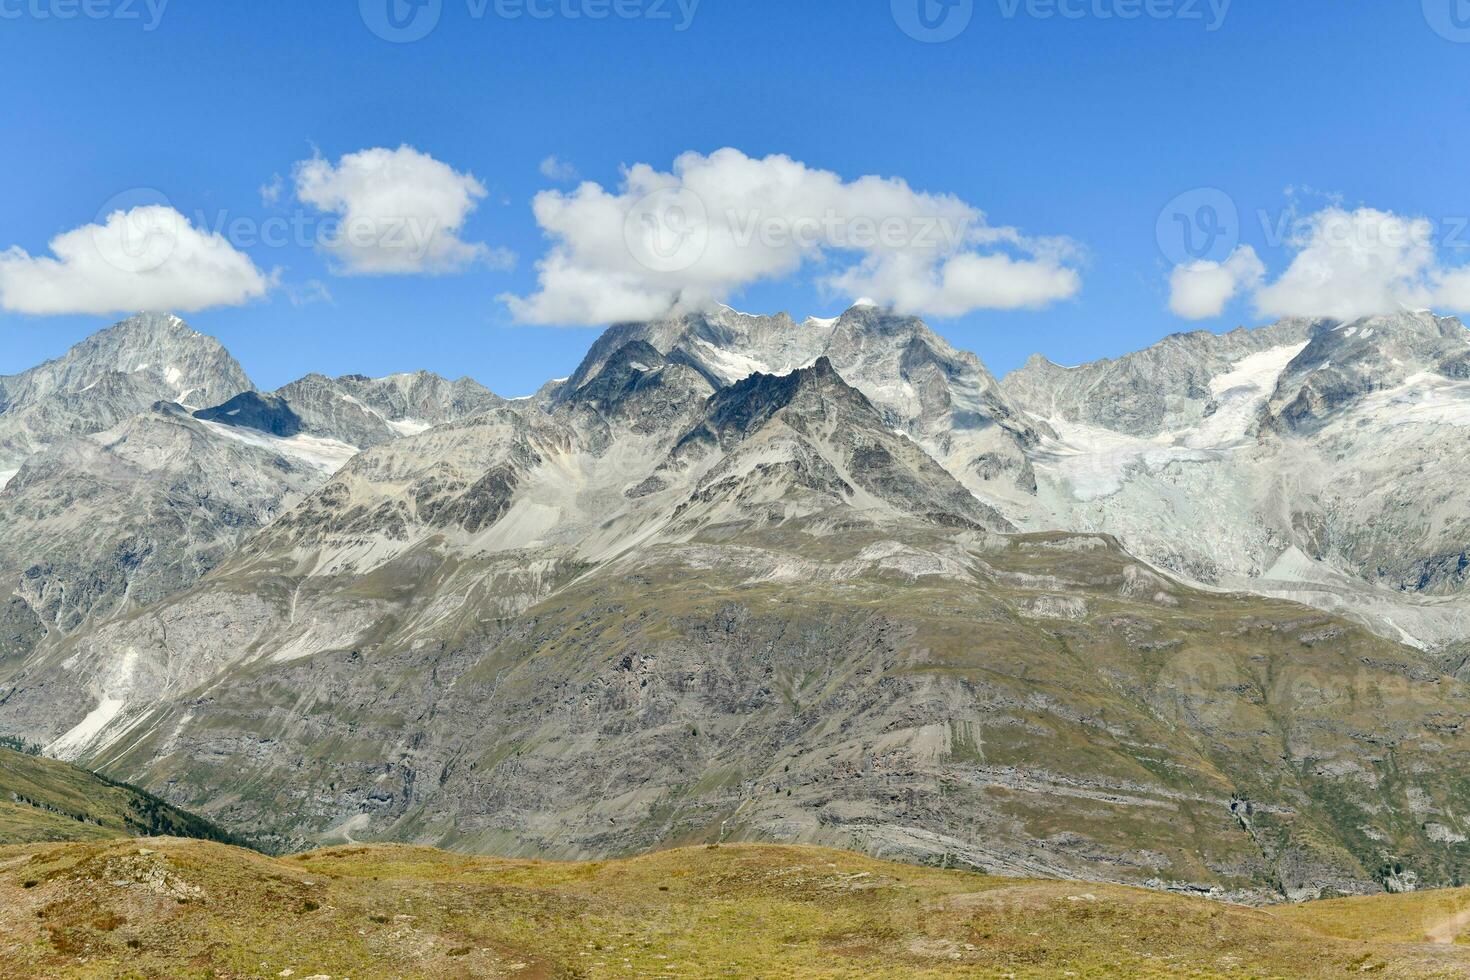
[561,305,1044,513]
[0,405,323,645]
[669,357,1011,533]
[270,371,504,449]
[560,340,716,437]
[1265,311,1469,432]
[0,313,253,470]
[0,312,252,411]
[1002,318,1325,437]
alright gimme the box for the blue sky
[2,0,1468,395]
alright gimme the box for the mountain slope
[0,404,329,677]
[16,514,1469,902]
[0,744,237,845]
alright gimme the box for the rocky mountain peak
[0,313,257,470]
[701,356,863,437]
[1265,311,1470,432]
[559,340,716,435]
[32,312,253,409]
[1002,316,1326,437]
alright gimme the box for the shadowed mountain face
[193,392,304,437]
[2,307,1470,905]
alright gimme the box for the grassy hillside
[2,838,1470,978]
[0,745,240,846]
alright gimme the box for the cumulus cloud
[294,145,510,275]
[0,205,272,316]
[1168,245,1264,319]
[503,148,1082,325]
[1169,205,1470,321]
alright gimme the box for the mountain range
[1,305,1469,903]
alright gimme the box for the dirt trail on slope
[1425,905,1470,944]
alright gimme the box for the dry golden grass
[3,837,1470,978]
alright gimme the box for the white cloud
[539,155,579,183]
[0,205,272,316]
[502,148,1082,325]
[1168,245,1264,319]
[1168,205,1470,322]
[1254,208,1442,320]
[293,145,507,276]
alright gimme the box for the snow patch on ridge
[1341,373,1470,429]
[692,338,778,384]
[386,418,433,437]
[0,469,16,490]
[196,417,360,474]
[1034,343,1307,502]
